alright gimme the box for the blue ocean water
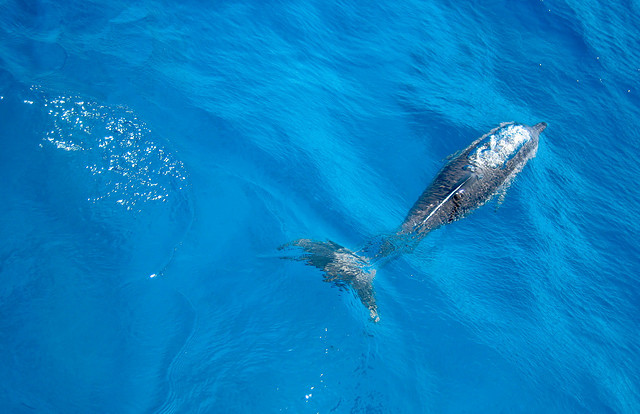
[1,0,639,412]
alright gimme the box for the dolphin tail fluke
[279,238,379,322]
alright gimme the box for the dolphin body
[281,122,546,321]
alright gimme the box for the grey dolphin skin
[281,122,546,321]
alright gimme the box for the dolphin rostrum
[281,122,546,321]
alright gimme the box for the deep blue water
[1,0,639,412]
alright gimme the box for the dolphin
[281,122,546,321]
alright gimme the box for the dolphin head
[530,122,547,137]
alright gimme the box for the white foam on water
[469,124,531,169]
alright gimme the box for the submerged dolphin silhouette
[281,122,546,321]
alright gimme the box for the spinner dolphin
[281,122,546,321]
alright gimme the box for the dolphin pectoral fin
[444,149,461,161]
[279,239,380,322]
[493,169,519,211]
[495,189,507,210]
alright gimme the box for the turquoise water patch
[1,0,639,412]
